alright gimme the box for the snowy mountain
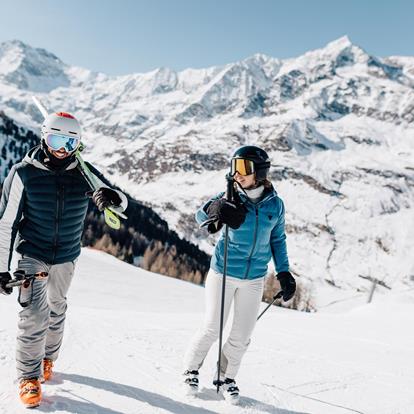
[1,248,413,413]
[0,37,413,305]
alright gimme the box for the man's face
[44,134,80,159]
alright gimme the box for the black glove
[89,187,122,211]
[277,271,296,302]
[0,272,12,295]
[207,220,223,235]
[207,198,246,229]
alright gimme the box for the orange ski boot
[19,378,42,408]
[43,358,54,382]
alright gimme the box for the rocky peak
[0,39,69,92]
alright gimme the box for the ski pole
[5,270,48,289]
[214,173,234,393]
[257,291,283,321]
[6,270,48,308]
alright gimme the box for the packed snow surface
[1,249,413,414]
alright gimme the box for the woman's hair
[232,177,273,192]
[257,178,272,189]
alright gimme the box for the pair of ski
[32,97,126,230]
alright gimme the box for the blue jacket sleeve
[270,199,289,273]
[195,192,225,225]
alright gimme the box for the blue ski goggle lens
[46,134,80,153]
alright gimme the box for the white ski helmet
[41,112,82,143]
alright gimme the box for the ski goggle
[231,158,255,176]
[46,134,80,153]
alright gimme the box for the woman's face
[234,172,256,189]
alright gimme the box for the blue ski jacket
[195,186,289,280]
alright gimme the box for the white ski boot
[183,370,199,395]
[221,378,240,404]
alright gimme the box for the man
[0,111,128,408]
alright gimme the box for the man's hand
[89,188,122,211]
[0,272,12,295]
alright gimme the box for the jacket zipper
[52,183,59,263]
[52,181,64,263]
[244,206,259,279]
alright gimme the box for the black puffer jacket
[0,146,127,271]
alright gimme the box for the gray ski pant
[15,255,75,380]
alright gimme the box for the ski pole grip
[6,280,26,288]
[273,290,284,300]
[13,269,26,280]
[225,173,234,202]
[200,174,233,228]
[5,272,48,289]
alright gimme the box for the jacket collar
[238,185,277,206]
[23,146,79,172]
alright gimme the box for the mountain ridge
[0,37,413,301]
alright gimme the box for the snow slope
[1,249,413,414]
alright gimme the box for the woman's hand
[276,271,296,301]
[207,198,246,229]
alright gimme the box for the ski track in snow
[1,248,414,414]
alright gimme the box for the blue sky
[0,0,413,75]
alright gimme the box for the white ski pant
[15,255,75,380]
[184,269,264,379]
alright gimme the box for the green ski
[75,148,127,230]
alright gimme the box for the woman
[183,145,296,403]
